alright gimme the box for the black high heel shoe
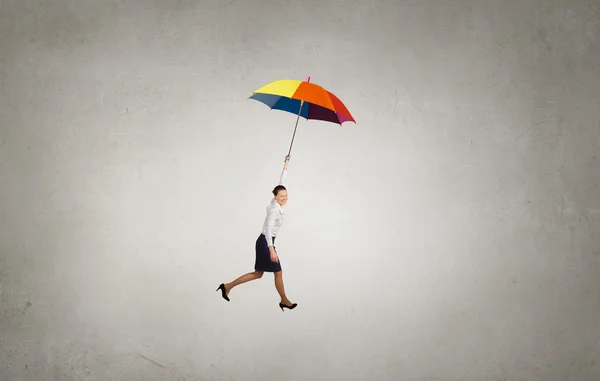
[279,302,297,311]
[216,283,229,301]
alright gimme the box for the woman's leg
[224,271,263,295]
[274,270,293,306]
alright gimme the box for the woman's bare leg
[224,271,263,296]
[274,271,292,306]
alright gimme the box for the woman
[216,155,297,312]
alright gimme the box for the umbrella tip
[306,76,310,82]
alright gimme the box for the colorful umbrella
[249,76,355,156]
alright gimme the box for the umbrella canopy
[249,77,355,125]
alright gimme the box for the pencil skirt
[254,233,282,272]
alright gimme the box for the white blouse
[261,167,287,247]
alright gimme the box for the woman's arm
[279,155,290,185]
[264,207,277,247]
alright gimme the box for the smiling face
[274,189,288,206]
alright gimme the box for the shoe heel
[217,283,230,302]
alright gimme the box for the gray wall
[1,0,599,380]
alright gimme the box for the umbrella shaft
[287,101,303,157]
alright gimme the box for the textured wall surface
[1,0,599,380]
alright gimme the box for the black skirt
[254,233,282,272]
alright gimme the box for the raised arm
[279,155,290,185]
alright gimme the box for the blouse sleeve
[279,168,287,185]
[263,205,277,247]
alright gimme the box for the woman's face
[275,190,288,206]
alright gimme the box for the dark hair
[272,185,287,196]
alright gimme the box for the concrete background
[1,0,599,380]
